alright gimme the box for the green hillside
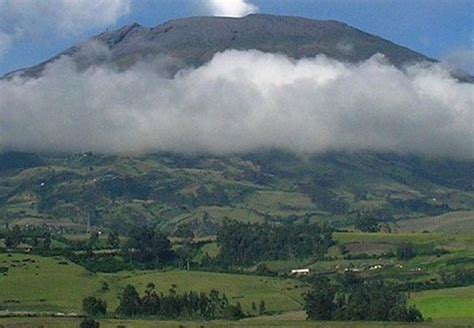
[0,151,473,235]
[0,253,304,314]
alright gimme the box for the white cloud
[0,50,473,158]
[0,0,131,55]
[205,0,259,17]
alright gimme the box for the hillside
[3,14,432,79]
[0,151,473,235]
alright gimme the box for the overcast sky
[0,0,473,76]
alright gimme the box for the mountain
[1,15,472,235]
[3,14,433,79]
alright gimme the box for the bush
[396,243,416,261]
[82,296,107,316]
[80,318,100,328]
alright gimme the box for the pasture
[0,254,304,315]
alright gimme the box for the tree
[79,318,100,328]
[0,209,14,229]
[396,243,416,261]
[82,296,107,316]
[173,225,195,240]
[89,231,99,248]
[304,277,335,320]
[305,274,423,322]
[216,221,334,266]
[5,225,22,249]
[43,233,52,251]
[124,226,174,264]
[116,285,141,316]
[222,302,245,320]
[259,300,266,315]
[107,231,120,248]
[101,281,109,293]
[354,211,380,233]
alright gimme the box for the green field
[412,285,474,320]
[110,270,304,314]
[0,254,101,312]
[393,211,474,234]
[0,254,304,315]
[2,228,474,327]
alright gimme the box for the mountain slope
[4,14,433,79]
[0,151,473,236]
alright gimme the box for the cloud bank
[204,0,259,17]
[0,0,131,55]
[0,49,473,158]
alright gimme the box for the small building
[290,268,310,276]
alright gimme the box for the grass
[0,254,304,315]
[334,232,474,251]
[108,270,305,313]
[0,253,102,312]
[393,211,474,234]
[1,231,474,325]
[243,191,316,218]
[194,242,220,261]
[412,285,474,320]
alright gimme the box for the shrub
[80,318,100,328]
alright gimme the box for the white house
[290,268,310,275]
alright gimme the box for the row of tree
[84,284,246,320]
[2,225,51,250]
[217,221,334,266]
[304,273,423,322]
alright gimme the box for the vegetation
[115,284,245,320]
[0,151,473,237]
[305,274,423,322]
[121,226,174,265]
[82,296,107,316]
[80,318,100,328]
[216,221,334,266]
[0,151,473,326]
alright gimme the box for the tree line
[84,284,246,321]
[304,273,423,322]
[217,220,334,266]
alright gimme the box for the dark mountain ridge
[3,14,434,79]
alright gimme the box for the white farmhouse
[290,268,310,275]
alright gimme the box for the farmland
[1,152,473,326]
[1,228,474,326]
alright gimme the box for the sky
[0,0,473,76]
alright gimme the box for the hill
[0,151,473,235]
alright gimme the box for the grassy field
[0,254,304,315]
[109,270,304,313]
[392,211,474,234]
[1,229,474,327]
[0,254,102,312]
[412,285,474,320]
